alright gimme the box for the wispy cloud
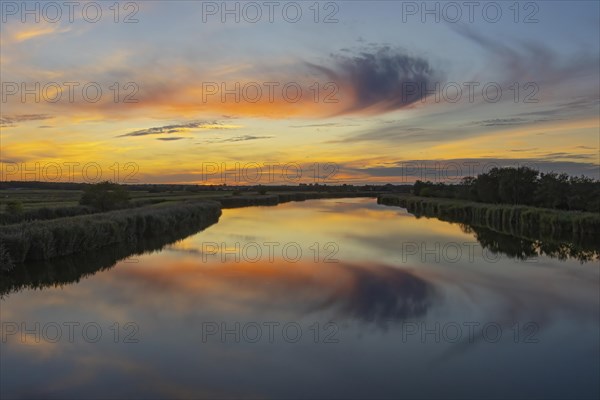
[454,25,599,88]
[342,158,600,182]
[198,135,273,144]
[11,24,71,42]
[118,121,238,137]
[477,118,529,127]
[0,114,54,127]
[156,137,188,141]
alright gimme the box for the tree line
[413,167,600,212]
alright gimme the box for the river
[1,198,598,399]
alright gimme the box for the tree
[413,180,428,196]
[535,172,569,209]
[497,167,538,205]
[474,169,501,203]
[568,175,600,212]
[80,181,130,211]
[459,176,478,201]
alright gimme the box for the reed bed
[0,200,221,265]
[378,194,600,239]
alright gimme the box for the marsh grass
[0,214,224,296]
[378,195,600,240]
[0,200,222,265]
[0,191,376,269]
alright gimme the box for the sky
[1,0,599,185]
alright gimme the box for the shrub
[80,181,130,211]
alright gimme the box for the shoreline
[0,192,377,268]
[377,194,600,240]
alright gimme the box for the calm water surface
[1,198,599,399]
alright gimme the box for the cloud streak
[198,135,273,144]
[118,121,235,137]
[0,114,54,128]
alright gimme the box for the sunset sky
[1,1,598,184]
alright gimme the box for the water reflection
[1,198,598,399]
[3,198,596,298]
[0,216,220,297]
[462,224,600,262]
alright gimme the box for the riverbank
[0,201,222,267]
[0,192,377,268]
[377,194,600,239]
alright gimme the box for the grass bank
[0,200,221,266]
[378,194,600,239]
[0,214,229,296]
[0,192,377,269]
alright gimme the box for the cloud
[156,137,187,141]
[539,153,597,160]
[454,25,599,88]
[118,121,234,137]
[198,135,273,144]
[2,46,441,120]
[477,118,529,127]
[516,96,600,118]
[0,114,54,128]
[8,24,71,43]
[342,158,600,182]
[327,124,429,144]
[307,46,439,115]
[290,122,344,128]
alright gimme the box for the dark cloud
[343,158,599,181]
[477,118,529,127]
[198,135,273,144]
[289,122,356,129]
[307,46,440,114]
[540,153,597,160]
[517,96,599,118]
[118,121,224,137]
[0,114,54,127]
[156,137,187,141]
[327,124,429,144]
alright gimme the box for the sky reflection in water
[1,198,598,399]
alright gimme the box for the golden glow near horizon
[1,2,598,184]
